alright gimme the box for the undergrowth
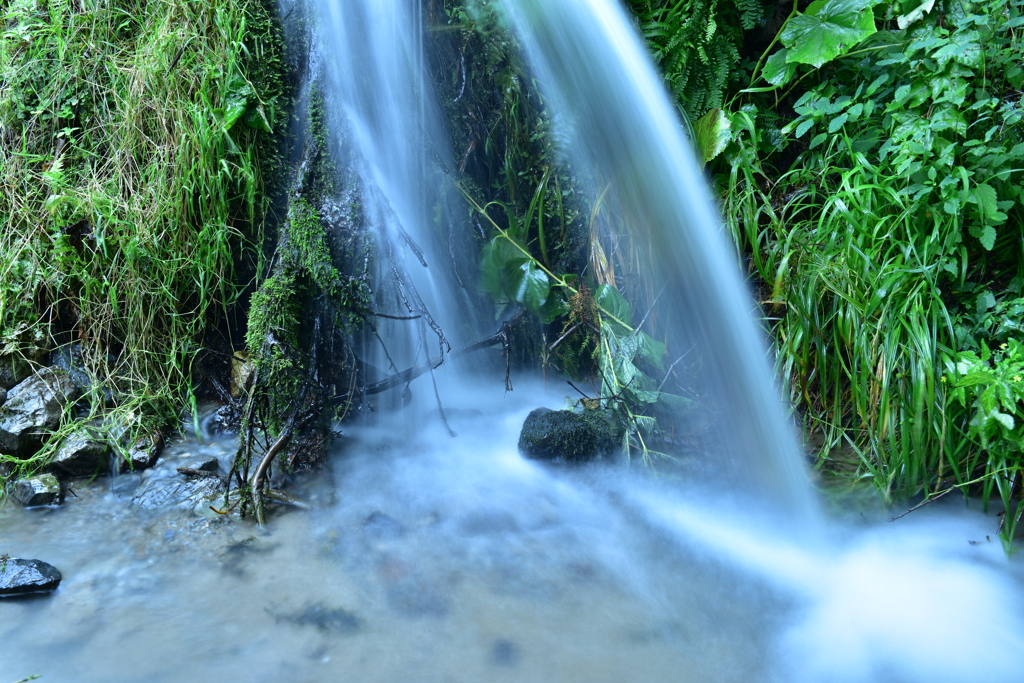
[0,0,287,482]
[705,0,1024,547]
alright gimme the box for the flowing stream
[2,0,1024,681]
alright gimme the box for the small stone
[188,456,220,473]
[0,558,62,597]
[49,427,107,477]
[491,639,520,668]
[230,351,255,398]
[0,368,79,455]
[12,474,62,507]
[120,431,164,472]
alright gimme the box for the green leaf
[795,119,815,138]
[480,237,527,300]
[896,0,935,29]
[513,260,550,315]
[781,0,878,69]
[594,284,631,331]
[978,225,997,250]
[933,31,981,67]
[828,112,849,133]
[243,104,272,133]
[693,108,731,164]
[763,50,797,86]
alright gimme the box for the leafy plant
[716,0,1024,528]
[947,340,1024,549]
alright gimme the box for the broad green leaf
[594,284,631,331]
[828,112,849,133]
[795,119,815,138]
[513,260,550,315]
[933,31,981,67]
[972,183,1007,225]
[781,0,878,68]
[763,50,797,86]
[978,225,997,250]
[693,108,731,164]
[480,237,527,300]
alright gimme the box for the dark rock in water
[0,558,62,596]
[131,474,222,510]
[120,431,164,472]
[363,511,407,539]
[518,408,617,463]
[0,354,34,390]
[110,473,142,497]
[491,639,521,668]
[0,368,79,456]
[270,603,361,633]
[189,456,220,473]
[49,426,107,477]
[0,387,6,407]
[12,474,62,507]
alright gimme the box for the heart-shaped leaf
[781,0,878,68]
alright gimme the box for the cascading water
[314,0,486,419]
[1,1,1023,682]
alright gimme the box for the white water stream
[1,1,1023,681]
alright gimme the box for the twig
[887,485,957,522]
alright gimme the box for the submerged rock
[11,473,62,507]
[131,475,222,511]
[0,558,62,597]
[49,426,107,477]
[518,408,617,463]
[0,368,79,456]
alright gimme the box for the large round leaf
[781,0,877,68]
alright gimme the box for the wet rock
[0,558,62,596]
[110,472,142,497]
[230,351,255,398]
[50,344,92,395]
[270,603,361,633]
[491,639,521,668]
[12,473,62,507]
[189,456,220,473]
[120,431,164,472]
[0,387,6,407]
[131,475,221,511]
[363,511,407,539]
[0,368,79,455]
[49,426,107,477]
[517,408,617,463]
[0,354,33,390]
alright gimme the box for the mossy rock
[518,408,617,463]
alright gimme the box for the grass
[0,0,285,481]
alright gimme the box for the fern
[627,0,754,118]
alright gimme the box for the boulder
[49,426,108,477]
[0,558,62,597]
[518,408,617,463]
[11,473,62,507]
[0,355,33,390]
[0,368,79,456]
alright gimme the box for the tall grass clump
[696,0,1024,545]
[0,0,286,478]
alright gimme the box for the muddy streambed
[1,384,1021,682]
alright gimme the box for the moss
[518,408,618,463]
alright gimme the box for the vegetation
[633,0,1024,546]
[0,0,286,481]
